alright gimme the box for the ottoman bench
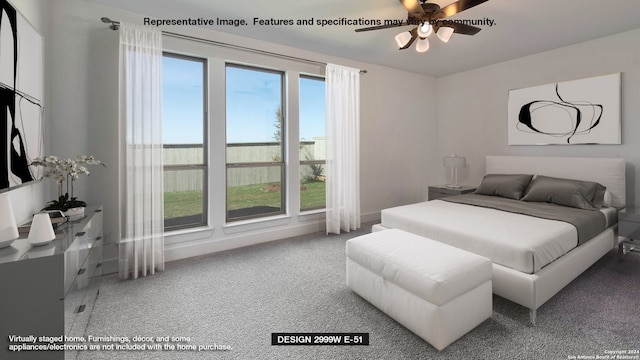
[346,229,492,351]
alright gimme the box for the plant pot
[64,207,85,221]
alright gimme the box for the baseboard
[361,211,381,224]
[100,257,118,275]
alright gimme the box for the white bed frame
[375,156,626,324]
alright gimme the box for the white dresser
[0,205,103,360]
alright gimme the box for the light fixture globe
[437,26,454,43]
[417,22,433,38]
[415,37,430,53]
[394,31,412,48]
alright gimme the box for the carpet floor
[78,226,640,360]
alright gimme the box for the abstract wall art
[508,73,621,145]
[0,0,44,191]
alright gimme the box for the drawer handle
[96,236,102,241]
[77,305,86,314]
[76,231,86,237]
[78,268,86,275]
[95,209,102,213]
[96,263,102,268]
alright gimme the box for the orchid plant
[31,155,105,211]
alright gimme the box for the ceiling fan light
[437,27,454,43]
[394,31,412,48]
[417,22,433,38]
[415,37,430,53]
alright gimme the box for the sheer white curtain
[325,64,361,234]
[118,22,164,279]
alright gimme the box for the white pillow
[603,190,612,208]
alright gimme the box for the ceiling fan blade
[399,28,418,50]
[355,21,409,32]
[398,0,425,18]
[440,0,489,18]
[446,22,482,35]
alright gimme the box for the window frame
[162,52,209,231]
[225,63,287,222]
[298,74,326,212]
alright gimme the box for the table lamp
[443,153,466,189]
[0,193,19,248]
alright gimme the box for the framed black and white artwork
[508,73,621,145]
[0,0,44,191]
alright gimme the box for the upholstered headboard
[486,156,626,209]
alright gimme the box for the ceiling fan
[355,0,489,53]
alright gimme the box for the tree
[273,106,282,142]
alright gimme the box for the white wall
[436,28,640,205]
[46,0,437,268]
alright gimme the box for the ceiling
[89,0,640,76]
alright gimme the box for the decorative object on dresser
[17,210,67,234]
[442,153,466,189]
[428,185,476,201]
[0,192,19,248]
[27,213,56,246]
[617,206,640,258]
[30,155,105,219]
[0,205,103,360]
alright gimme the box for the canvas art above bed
[508,73,621,145]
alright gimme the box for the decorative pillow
[592,185,608,208]
[474,174,534,200]
[521,175,607,210]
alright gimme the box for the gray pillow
[474,174,534,200]
[521,175,606,210]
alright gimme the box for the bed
[373,156,626,324]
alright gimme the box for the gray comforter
[441,194,607,245]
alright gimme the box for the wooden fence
[163,139,325,191]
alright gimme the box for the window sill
[298,209,325,222]
[164,225,214,245]
[223,214,292,234]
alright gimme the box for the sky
[162,56,325,144]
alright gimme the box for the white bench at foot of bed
[346,229,492,351]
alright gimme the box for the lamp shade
[415,37,430,53]
[0,193,19,248]
[443,154,466,168]
[28,213,56,246]
[436,26,454,43]
[395,31,412,48]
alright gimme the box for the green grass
[164,181,325,219]
[164,190,203,219]
[300,181,326,210]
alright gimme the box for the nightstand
[428,185,476,201]
[618,206,640,259]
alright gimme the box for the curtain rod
[101,17,367,74]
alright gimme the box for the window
[226,64,285,221]
[162,54,207,230]
[299,75,326,211]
